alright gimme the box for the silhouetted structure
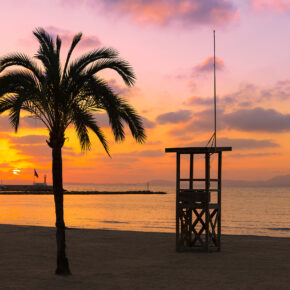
[165,147,232,252]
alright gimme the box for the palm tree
[0,28,146,275]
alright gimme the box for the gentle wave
[101,221,130,224]
[0,185,289,237]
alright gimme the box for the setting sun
[12,169,21,175]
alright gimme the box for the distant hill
[150,174,290,187]
[212,174,290,187]
[263,174,290,187]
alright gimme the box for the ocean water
[0,185,289,237]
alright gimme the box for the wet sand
[0,224,289,289]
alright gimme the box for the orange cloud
[66,0,239,27]
[185,137,279,150]
[119,1,175,24]
[0,137,35,179]
[116,0,239,26]
[156,110,192,124]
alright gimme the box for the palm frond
[3,94,29,132]
[85,117,110,156]
[0,71,52,130]
[85,77,125,141]
[33,27,61,85]
[0,94,40,132]
[85,59,136,86]
[62,32,82,79]
[65,47,119,83]
[0,94,18,114]
[8,101,22,132]
[56,35,62,56]
[0,53,43,80]
[117,99,146,143]
[70,103,109,155]
[85,77,145,143]
[33,27,54,69]
[0,71,41,97]
[33,27,55,56]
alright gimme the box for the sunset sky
[0,0,290,184]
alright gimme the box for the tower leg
[176,153,180,251]
[205,153,210,252]
[218,151,222,251]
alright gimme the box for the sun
[12,169,21,175]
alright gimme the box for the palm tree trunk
[52,145,71,275]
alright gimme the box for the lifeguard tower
[165,147,231,252]
[165,31,232,251]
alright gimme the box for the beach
[0,224,289,289]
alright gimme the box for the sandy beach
[0,224,289,289]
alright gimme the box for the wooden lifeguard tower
[165,147,231,252]
[165,31,232,251]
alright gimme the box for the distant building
[33,174,48,187]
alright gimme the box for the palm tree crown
[0,27,146,152]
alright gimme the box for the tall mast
[213,30,217,147]
[206,30,218,149]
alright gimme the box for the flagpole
[214,30,217,148]
[206,30,218,149]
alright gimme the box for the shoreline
[2,222,290,239]
[0,190,167,195]
[1,224,289,289]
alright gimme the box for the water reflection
[0,185,289,237]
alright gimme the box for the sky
[0,0,290,184]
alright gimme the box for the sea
[0,184,289,237]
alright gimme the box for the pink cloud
[182,107,290,133]
[276,78,290,86]
[45,26,101,48]
[108,0,238,26]
[63,0,239,27]
[251,0,290,11]
[107,79,140,98]
[194,56,224,73]
[185,96,213,106]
